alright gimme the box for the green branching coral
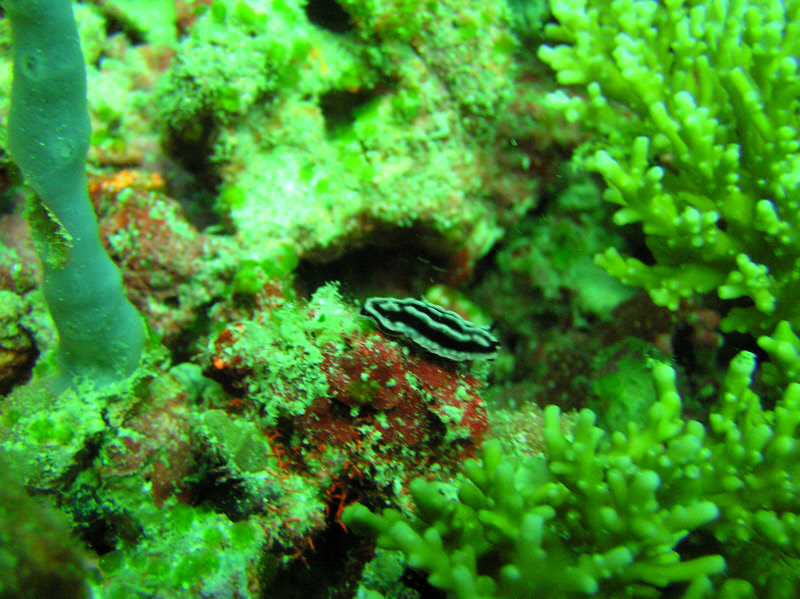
[538,0,800,337]
[344,353,800,598]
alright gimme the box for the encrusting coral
[342,4,800,594]
[344,352,800,598]
[156,0,518,280]
[538,0,800,339]
[7,0,800,597]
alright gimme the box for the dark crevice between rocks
[304,0,354,34]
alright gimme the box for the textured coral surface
[3,0,800,598]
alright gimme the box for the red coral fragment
[99,371,198,508]
[89,169,235,348]
[302,331,488,453]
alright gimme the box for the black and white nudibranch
[360,297,500,361]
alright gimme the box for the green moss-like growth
[156,0,515,272]
[539,0,800,338]
[344,351,800,598]
[91,503,268,599]
[0,456,90,599]
[210,283,357,424]
[156,0,311,138]
[97,0,177,45]
[479,177,633,338]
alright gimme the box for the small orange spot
[308,45,329,75]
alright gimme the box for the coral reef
[0,279,492,597]
[539,0,800,338]
[155,0,519,282]
[345,354,800,598]
[89,169,239,348]
[474,175,632,342]
[3,0,800,597]
[0,289,38,393]
[205,283,490,505]
[91,503,268,599]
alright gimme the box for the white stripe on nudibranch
[361,297,500,361]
